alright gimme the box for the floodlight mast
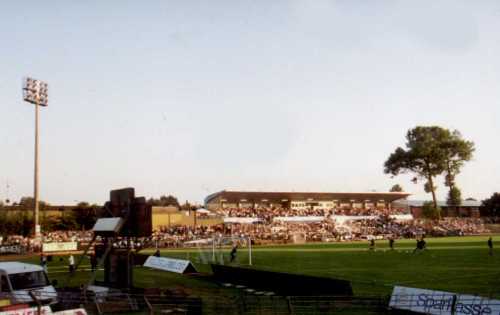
[22,77,48,238]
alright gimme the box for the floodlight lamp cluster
[23,77,48,106]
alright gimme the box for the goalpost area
[185,235,253,266]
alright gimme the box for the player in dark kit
[412,239,420,254]
[420,238,426,250]
[413,237,426,254]
[369,239,375,251]
[40,254,47,272]
[230,244,238,263]
[488,237,493,256]
[389,238,395,250]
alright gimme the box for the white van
[0,262,58,305]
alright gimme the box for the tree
[19,213,33,236]
[482,193,500,217]
[390,184,403,192]
[18,196,49,209]
[422,201,441,220]
[447,186,462,208]
[384,126,449,214]
[47,211,78,231]
[74,202,98,230]
[441,130,474,208]
[181,200,194,211]
[147,195,180,207]
[384,126,474,218]
[76,201,90,208]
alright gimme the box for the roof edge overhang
[204,190,411,204]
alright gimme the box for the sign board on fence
[53,308,87,315]
[388,214,414,221]
[455,294,500,315]
[389,286,454,315]
[273,216,324,223]
[143,256,197,274]
[389,286,500,315]
[0,246,22,255]
[0,306,52,315]
[92,217,124,234]
[223,217,262,224]
[42,242,78,252]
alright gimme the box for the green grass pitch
[15,235,500,299]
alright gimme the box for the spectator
[68,255,75,273]
[90,253,98,272]
[40,254,47,273]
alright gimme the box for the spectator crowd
[151,216,488,246]
[0,230,93,253]
[150,206,489,247]
[215,206,409,223]
[0,206,491,252]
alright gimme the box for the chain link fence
[54,290,391,315]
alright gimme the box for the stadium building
[398,200,482,218]
[204,190,410,210]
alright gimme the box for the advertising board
[389,286,500,315]
[42,242,78,252]
[143,256,197,274]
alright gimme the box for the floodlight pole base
[35,224,41,236]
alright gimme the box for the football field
[152,235,500,298]
[10,235,500,299]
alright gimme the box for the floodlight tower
[22,77,48,237]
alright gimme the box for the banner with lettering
[223,218,262,224]
[389,286,500,315]
[42,242,78,252]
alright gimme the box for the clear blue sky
[1,1,499,205]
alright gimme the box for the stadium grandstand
[204,190,410,210]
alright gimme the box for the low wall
[211,264,353,296]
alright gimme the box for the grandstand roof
[205,190,410,205]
